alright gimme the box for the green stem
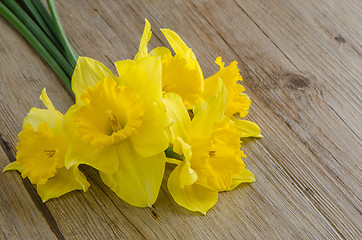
[0,2,72,93]
[22,0,64,51]
[3,0,74,78]
[165,147,184,160]
[31,0,60,39]
[47,0,78,68]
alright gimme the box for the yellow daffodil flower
[128,19,204,108]
[65,56,169,207]
[204,57,250,118]
[3,89,89,202]
[164,80,255,214]
[204,57,262,138]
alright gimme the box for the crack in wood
[0,134,66,240]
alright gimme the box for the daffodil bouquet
[2,1,261,214]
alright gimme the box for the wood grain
[0,141,57,239]
[0,0,361,239]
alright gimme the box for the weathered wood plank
[0,0,361,239]
[0,143,57,239]
[210,0,362,237]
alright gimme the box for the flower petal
[192,79,227,137]
[163,92,191,154]
[232,116,263,138]
[130,100,169,157]
[39,88,55,110]
[37,166,90,202]
[3,161,24,172]
[149,47,172,61]
[228,168,255,191]
[120,56,162,104]
[179,159,197,188]
[100,142,166,207]
[114,59,135,80]
[65,139,118,174]
[134,19,151,61]
[161,29,189,56]
[23,89,64,132]
[72,57,116,101]
[168,161,218,214]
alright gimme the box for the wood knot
[334,34,346,44]
[284,73,311,90]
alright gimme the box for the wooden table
[0,0,361,239]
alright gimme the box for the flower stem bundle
[0,0,76,93]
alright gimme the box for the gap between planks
[0,135,65,240]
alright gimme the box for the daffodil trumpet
[64,56,169,207]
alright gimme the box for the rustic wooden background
[0,0,361,239]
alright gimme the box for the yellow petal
[161,29,189,56]
[72,57,116,102]
[120,56,162,104]
[178,137,192,161]
[39,88,55,110]
[37,166,90,202]
[100,142,166,207]
[179,159,197,188]
[232,116,263,138]
[168,161,218,214]
[192,79,227,137]
[134,19,151,61]
[130,100,169,157]
[3,161,24,172]
[163,92,191,154]
[23,108,63,134]
[149,47,172,62]
[23,89,64,132]
[65,138,118,174]
[228,168,255,191]
[172,137,195,187]
[114,59,135,79]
